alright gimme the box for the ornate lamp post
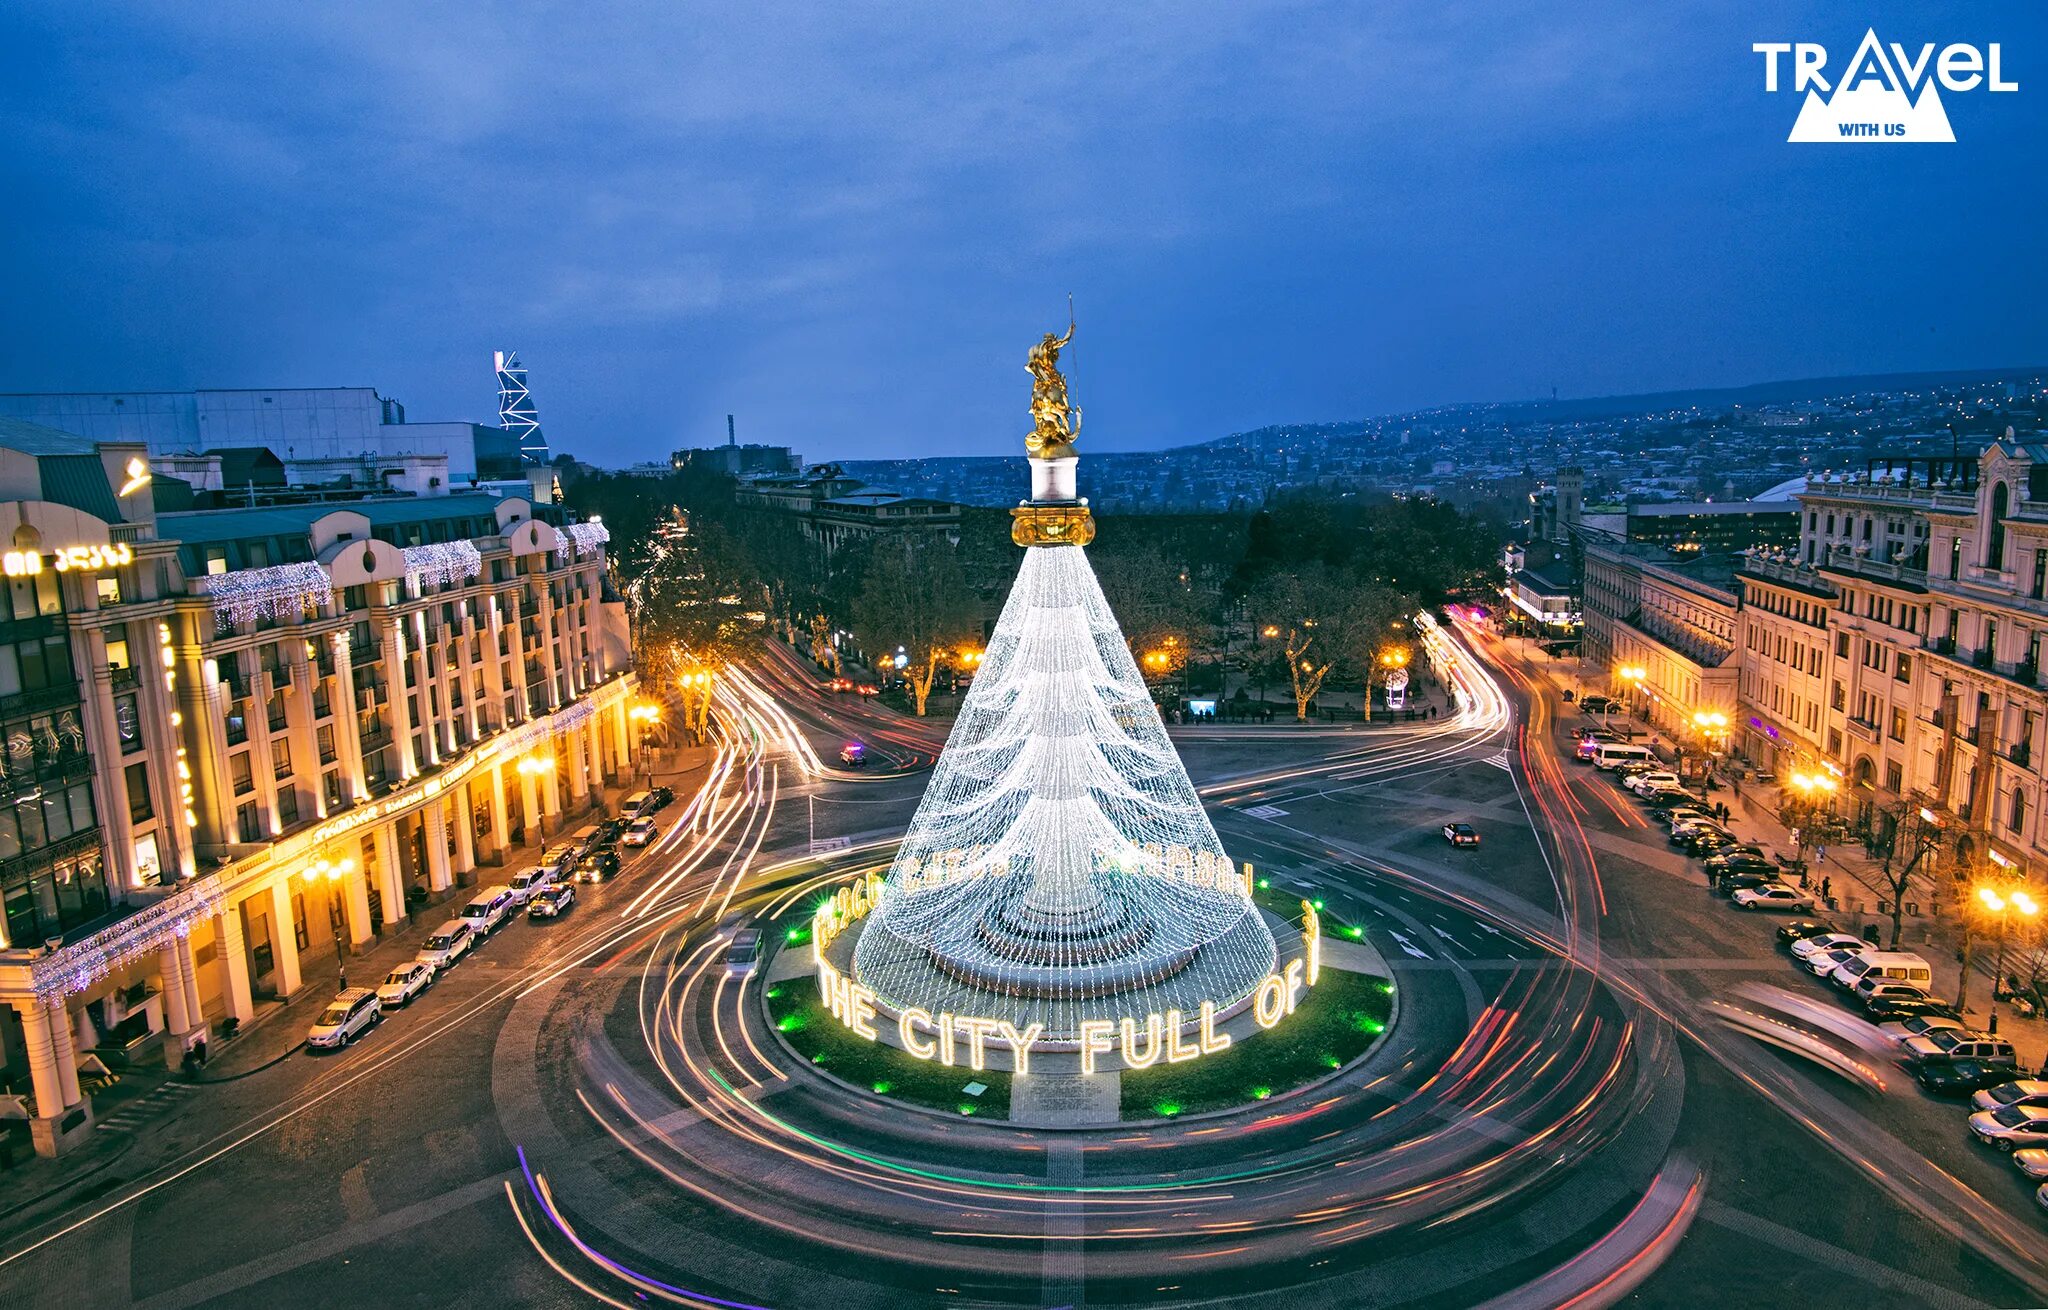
[1976,883,2040,1033]
[629,701,661,788]
[311,856,355,991]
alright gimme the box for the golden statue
[1025,314,1080,458]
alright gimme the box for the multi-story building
[0,418,638,1155]
[1580,538,1741,737]
[734,469,963,561]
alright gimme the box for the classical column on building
[503,588,534,719]
[216,906,256,1023]
[519,763,542,844]
[374,826,404,927]
[423,800,452,894]
[247,665,284,836]
[12,999,63,1118]
[159,941,194,1040]
[486,763,511,862]
[535,584,565,709]
[342,859,374,948]
[483,595,510,730]
[284,636,324,819]
[566,728,591,807]
[613,697,633,779]
[329,631,370,802]
[171,619,234,853]
[378,615,419,780]
[77,623,141,892]
[455,604,483,746]
[267,879,303,998]
[136,622,194,880]
[451,781,477,885]
[586,714,607,788]
[47,997,82,1110]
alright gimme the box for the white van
[1594,743,1656,771]
[568,823,603,855]
[1830,950,1933,992]
[416,919,475,969]
[460,886,516,935]
[506,865,560,905]
[622,790,653,819]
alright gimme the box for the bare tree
[852,543,979,716]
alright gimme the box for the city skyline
[3,2,2043,464]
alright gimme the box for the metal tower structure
[493,351,550,466]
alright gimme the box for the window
[206,548,229,575]
[273,739,292,780]
[230,752,254,795]
[1895,653,1911,683]
[2012,788,2028,835]
[1950,536,1963,579]
[125,762,153,823]
[1835,632,1849,659]
[1988,483,2011,569]
[236,801,264,844]
[1889,707,1907,742]
[1885,761,1903,793]
[317,724,336,764]
[2034,550,2047,600]
[277,786,300,825]
[96,576,121,605]
[114,693,142,752]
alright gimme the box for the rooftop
[0,415,106,456]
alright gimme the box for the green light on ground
[873,1081,893,1094]
[786,927,807,943]
[766,986,783,999]
[1311,898,1326,911]
[1257,878,1270,889]
[1322,1054,1342,1069]
[958,1104,977,1116]
[778,1015,805,1033]
[1357,1018,1385,1035]
[1251,1087,1272,1100]
[1379,981,1395,994]
[1156,1101,1183,1117]
[1344,925,1364,939]
[812,1052,828,1064]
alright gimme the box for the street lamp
[517,754,555,845]
[1976,884,2041,1033]
[1365,647,1409,722]
[630,701,661,788]
[311,856,355,991]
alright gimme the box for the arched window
[1987,482,2011,569]
[2012,787,2028,835]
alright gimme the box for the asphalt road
[0,629,2043,1307]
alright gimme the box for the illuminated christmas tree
[853,323,1276,1042]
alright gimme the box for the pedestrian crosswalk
[93,1079,196,1132]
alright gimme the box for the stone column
[452,782,477,884]
[487,763,510,862]
[423,801,452,893]
[566,729,591,806]
[247,668,282,836]
[12,1000,62,1116]
[285,636,324,819]
[159,942,193,1036]
[379,616,418,779]
[483,597,510,728]
[217,906,255,1023]
[330,631,369,801]
[177,935,203,1029]
[268,878,302,998]
[342,864,374,947]
[375,824,404,926]
[614,697,633,776]
[47,998,81,1108]
[519,765,541,844]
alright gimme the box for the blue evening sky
[1,2,2042,464]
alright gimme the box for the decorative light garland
[194,562,333,630]
[30,878,222,1001]
[557,521,611,563]
[402,540,484,589]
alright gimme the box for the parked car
[416,920,476,970]
[1625,770,1681,795]
[1642,788,1700,810]
[1832,951,1935,995]
[527,883,577,919]
[576,850,621,883]
[1776,920,1837,947]
[1902,1030,2015,1067]
[306,988,381,1050]
[1918,1057,2026,1097]
[376,961,434,1008]
[1877,1014,1969,1044]
[506,865,560,905]
[1718,872,1780,899]
[1791,932,1865,962]
[1442,822,1481,848]
[460,886,517,935]
[2012,1148,2048,1181]
[1972,1079,2048,1113]
[623,817,660,847]
[1855,981,1936,1010]
[1580,695,1616,713]
[1733,884,1814,912]
[1805,945,1868,978]
[1706,853,1778,877]
[648,786,676,812]
[594,817,628,845]
[1864,993,1961,1022]
[1969,1104,2048,1151]
[621,790,653,819]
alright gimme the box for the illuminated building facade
[0,417,635,1155]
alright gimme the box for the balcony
[2013,742,2034,770]
[1847,717,1881,743]
[1972,647,1995,670]
[0,684,83,718]
[110,664,140,691]
[1929,636,1957,657]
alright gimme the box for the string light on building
[192,562,334,630]
[401,541,484,589]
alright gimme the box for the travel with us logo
[1752,28,2018,141]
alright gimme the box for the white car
[2011,1148,2048,1181]
[1625,771,1680,795]
[1968,1104,2048,1152]
[416,919,476,970]
[1791,932,1864,962]
[1877,1014,1967,1045]
[1805,945,1865,978]
[306,988,381,1050]
[622,817,659,847]
[375,961,434,1009]
[1973,1079,2048,1113]
[1732,884,1813,912]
